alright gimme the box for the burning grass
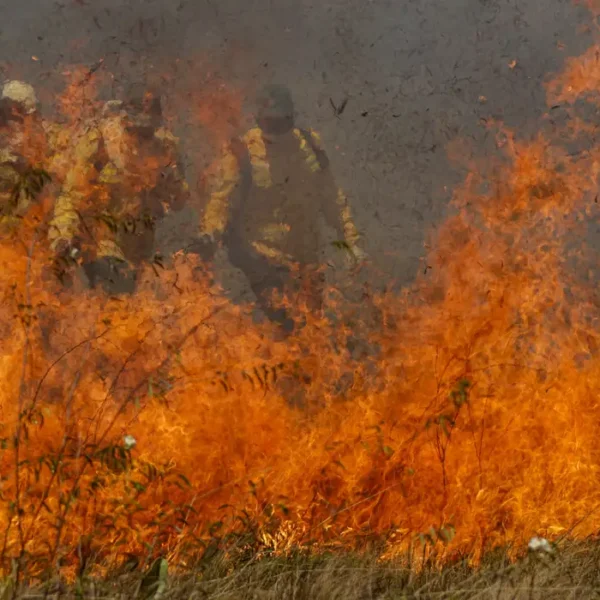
[5,20,600,598]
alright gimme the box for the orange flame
[4,34,600,580]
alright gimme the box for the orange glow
[4,35,600,580]
[546,45,600,104]
[194,79,245,150]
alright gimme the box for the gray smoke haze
[0,0,594,291]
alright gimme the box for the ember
[2,26,600,584]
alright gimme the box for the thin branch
[47,306,227,568]
[13,232,39,573]
[26,329,109,420]
[23,340,91,546]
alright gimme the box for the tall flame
[3,32,600,580]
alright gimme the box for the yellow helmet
[1,80,38,114]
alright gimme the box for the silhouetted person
[198,84,364,331]
[47,89,189,294]
[0,81,47,228]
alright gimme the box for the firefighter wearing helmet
[0,80,47,228]
[46,88,189,293]
[0,80,135,290]
[198,84,365,331]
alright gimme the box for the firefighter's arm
[322,185,366,262]
[315,155,365,261]
[200,144,240,241]
[301,128,364,260]
[333,188,366,261]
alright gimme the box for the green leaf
[177,473,191,488]
[439,524,456,543]
[209,521,223,535]
[429,527,438,543]
[451,379,471,407]
[132,481,146,493]
[139,557,168,599]
[382,445,394,458]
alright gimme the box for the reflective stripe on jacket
[201,127,360,248]
[47,113,187,261]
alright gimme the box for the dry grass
[7,539,600,599]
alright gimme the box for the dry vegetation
[7,11,600,600]
[6,540,600,599]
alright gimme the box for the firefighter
[0,80,119,284]
[198,84,365,331]
[116,90,190,263]
[45,105,120,289]
[48,89,189,293]
[0,80,48,229]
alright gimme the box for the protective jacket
[0,83,47,227]
[201,126,361,267]
[199,124,362,327]
[46,101,189,266]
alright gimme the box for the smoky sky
[0,0,594,285]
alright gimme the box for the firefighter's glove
[186,233,218,261]
[54,238,82,262]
